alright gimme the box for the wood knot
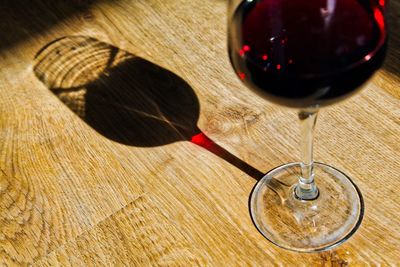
[203,106,262,137]
[82,11,94,21]
[319,250,349,266]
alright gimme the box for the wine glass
[228,0,387,252]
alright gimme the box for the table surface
[0,0,399,265]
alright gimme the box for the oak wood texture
[0,0,399,265]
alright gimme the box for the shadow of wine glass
[34,36,265,181]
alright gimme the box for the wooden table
[1,0,399,265]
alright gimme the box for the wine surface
[229,0,387,107]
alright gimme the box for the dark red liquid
[229,0,387,107]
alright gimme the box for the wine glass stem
[295,108,319,200]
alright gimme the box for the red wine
[229,0,387,107]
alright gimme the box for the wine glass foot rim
[249,162,364,253]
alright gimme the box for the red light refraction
[190,132,218,153]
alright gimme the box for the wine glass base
[250,162,364,252]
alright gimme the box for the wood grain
[0,0,399,265]
[34,194,210,266]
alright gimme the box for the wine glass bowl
[228,0,387,252]
[228,0,387,108]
